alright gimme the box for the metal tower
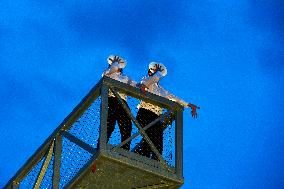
[4,76,184,189]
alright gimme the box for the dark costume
[107,96,132,150]
[134,108,163,160]
[134,62,188,160]
[103,55,136,150]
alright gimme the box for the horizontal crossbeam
[112,110,173,150]
[62,131,97,154]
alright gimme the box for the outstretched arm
[161,87,200,118]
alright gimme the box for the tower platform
[70,150,182,189]
[5,76,184,189]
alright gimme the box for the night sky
[1,0,283,188]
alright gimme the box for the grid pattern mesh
[59,137,92,188]
[163,120,176,166]
[68,97,101,148]
[16,84,179,188]
[20,157,45,188]
[107,96,141,149]
[19,97,100,188]
[19,139,93,189]
[128,97,143,150]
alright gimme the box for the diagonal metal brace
[112,110,173,150]
[52,135,62,189]
[109,86,173,173]
[33,141,54,189]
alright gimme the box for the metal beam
[108,145,174,172]
[5,76,185,188]
[134,182,174,189]
[63,151,101,189]
[60,79,102,131]
[109,87,173,173]
[102,150,179,184]
[175,110,183,178]
[103,76,183,112]
[112,110,172,150]
[62,131,97,154]
[33,142,54,189]
[99,85,109,151]
[12,181,19,189]
[4,79,103,189]
[52,135,62,189]
[10,140,53,187]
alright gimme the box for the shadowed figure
[102,55,137,150]
[134,62,199,160]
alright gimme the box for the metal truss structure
[4,76,184,189]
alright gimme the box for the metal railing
[4,76,184,189]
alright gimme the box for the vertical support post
[99,84,109,151]
[52,135,62,189]
[12,181,19,189]
[175,110,183,178]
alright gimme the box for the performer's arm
[103,62,120,76]
[161,87,200,118]
[141,71,163,87]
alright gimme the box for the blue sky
[0,0,283,188]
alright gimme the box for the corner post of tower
[99,81,109,152]
[12,181,19,189]
[175,109,184,179]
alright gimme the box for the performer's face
[148,69,154,76]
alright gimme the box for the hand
[136,83,148,95]
[191,106,198,118]
[153,63,164,73]
[109,55,123,64]
[187,103,200,118]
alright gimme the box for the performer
[102,55,136,150]
[135,62,199,160]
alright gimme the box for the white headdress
[148,62,167,76]
[107,55,127,68]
